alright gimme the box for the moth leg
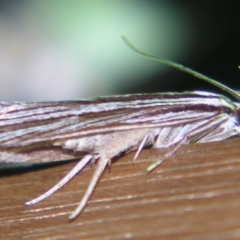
[25,155,93,206]
[133,132,155,161]
[69,156,109,219]
[90,154,99,168]
[147,138,185,172]
[148,113,229,172]
[133,135,148,161]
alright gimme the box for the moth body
[56,129,155,158]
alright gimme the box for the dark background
[127,1,240,98]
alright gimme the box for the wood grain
[1,138,240,239]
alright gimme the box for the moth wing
[0,92,223,148]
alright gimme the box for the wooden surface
[1,138,240,239]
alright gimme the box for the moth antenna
[122,36,240,100]
[69,157,109,219]
[25,155,93,205]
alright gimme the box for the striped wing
[0,91,234,148]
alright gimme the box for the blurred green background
[1,1,240,101]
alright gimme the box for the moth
[1,37,240,219]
